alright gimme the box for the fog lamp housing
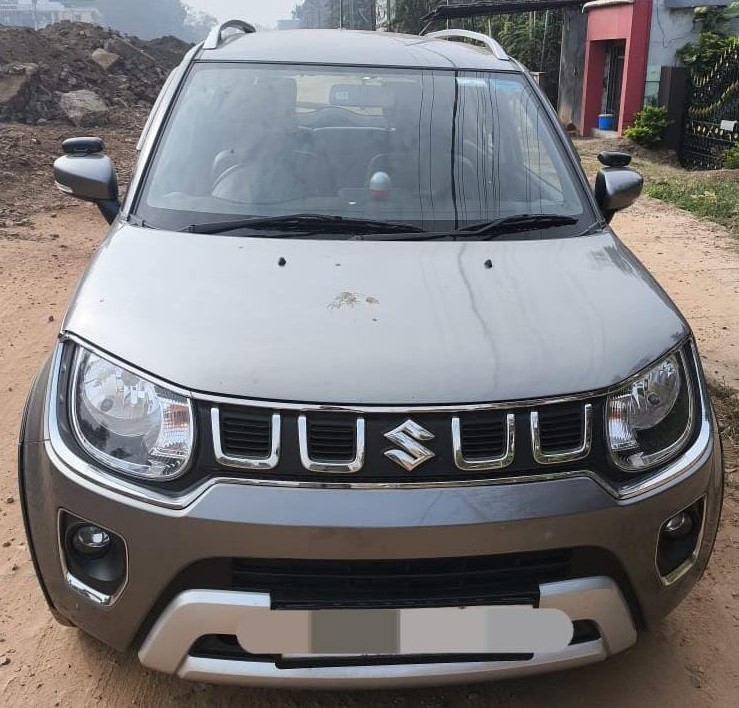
[657,499,704,581]
[61,513,127,601]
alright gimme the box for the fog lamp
[663,512,694,539]
[71,525,111,558]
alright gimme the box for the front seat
[212,78,331,204]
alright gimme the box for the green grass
[646,178,739,238]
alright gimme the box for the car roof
[197,29,514,72]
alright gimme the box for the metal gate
[679,43,739,169]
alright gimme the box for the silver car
[19,23,724,689]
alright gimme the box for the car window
[135,63,591,234]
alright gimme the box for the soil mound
[0,21,189,124]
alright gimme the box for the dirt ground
[0,128,738,706]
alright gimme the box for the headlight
[606,349,695,472]
[70,347,194,480]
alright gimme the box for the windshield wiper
[360,214,581,241]
[453,214,579,239]
[182,213,428,236]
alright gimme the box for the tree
[293,1,376,29]
[96,0,188,39]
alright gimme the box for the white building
[0,1,102,29]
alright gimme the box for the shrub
[724,142,739,169]
[623,106,672,148]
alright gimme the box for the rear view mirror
[595,167,643,223]
[54,137,120,223]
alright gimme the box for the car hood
[63,224,688,404]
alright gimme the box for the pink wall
[580,0,653,136]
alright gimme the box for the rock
[59,89,108,127]
[0,64,39,121]
[91,48,121,72]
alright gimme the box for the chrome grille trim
[298,415,366,474]
[452,413,515,471]
[211,407,281,471]
[531,404,593,465]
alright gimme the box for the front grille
[220,408,272,458]
[207,399,601,482]
[458,413,506,460]
[537,403,584,453]
[231,551,572,608]
[306,416,356,462]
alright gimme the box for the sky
[187,1,298,29]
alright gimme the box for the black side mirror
[54,137,120,224]
[595,163,643,223]
[597,151,632,168]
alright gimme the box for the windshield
[134,63,592,235]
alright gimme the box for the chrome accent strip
[531,404,593,465]
[211,407,281,471]
[298,415,366,474]
[452,414,515,471]
[46,339,713,508]
[194,389,603,414]
[384,420,436,472]
[56,508,129,608]
[138,577,634,685]
[658,495,707,587]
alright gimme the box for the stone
[59,89,108,127]
[0,64,39,120]
[91,48,121,72]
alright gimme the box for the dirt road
[1,168,738,705]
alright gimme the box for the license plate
[237,605,573,656]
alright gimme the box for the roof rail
[203,20,257,50]
[423,29,508,62]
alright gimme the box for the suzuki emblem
[384,420,436,472]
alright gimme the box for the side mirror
[595,167,644,223]
[53,137,120,224]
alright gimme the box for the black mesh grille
[538,404,584,453]
[221,409,272,458]
[459,413,506,460]
[231,551,572,608]
[307,417,356,462]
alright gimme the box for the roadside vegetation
[576,139,739,239]
[647,178,739,237]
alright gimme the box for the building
[559,0,739,137]
[277,19,302,30]
[0,1,101,28]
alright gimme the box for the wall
[645,2,739,103]
[558,7,587,130]
[580,0,653,136]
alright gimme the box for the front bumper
[19,356,724,688]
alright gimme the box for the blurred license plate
[237,606,573,656]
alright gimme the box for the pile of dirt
[0,21,190,125]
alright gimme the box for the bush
[724,143,739,169]
[623,106,672,148]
